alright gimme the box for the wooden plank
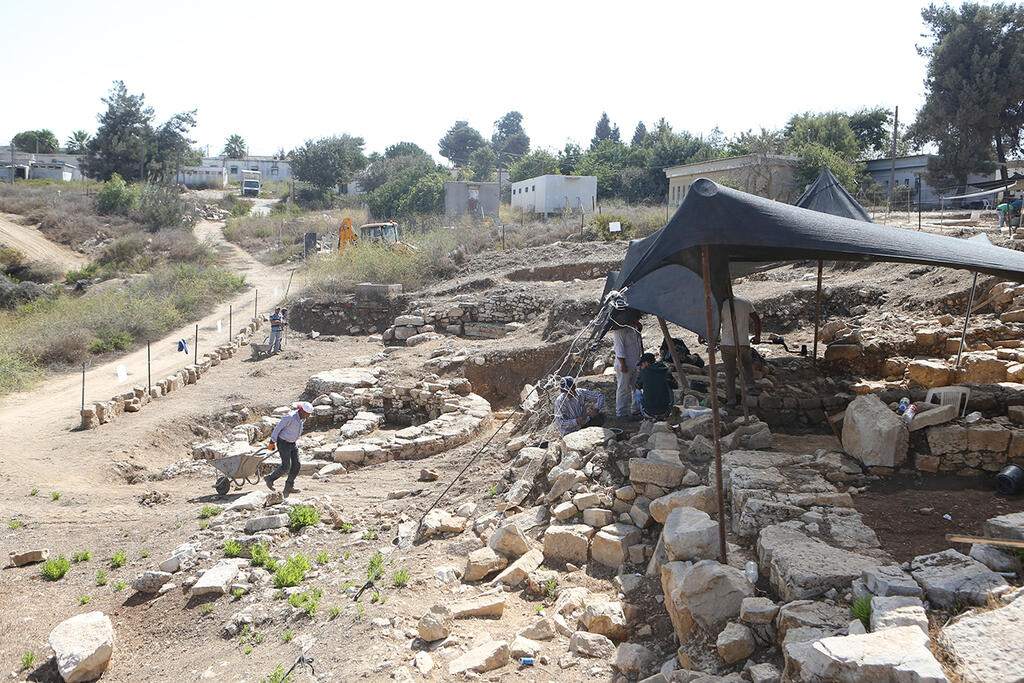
[946,534,1024,549]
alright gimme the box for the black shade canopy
[795,167,872,222]
[611,178,1024,337]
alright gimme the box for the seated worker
[634,352,678,420]
[554,376,605,435]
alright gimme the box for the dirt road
[0,213,87,269]
[0,219,296,486]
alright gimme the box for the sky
[1,0,941,162]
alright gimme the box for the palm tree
[65,130,92,154]
[223,134,247,159]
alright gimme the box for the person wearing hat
[634,352,677,420]
[553,376,605,435]
[269,307,286,354]
[265,401,312,495]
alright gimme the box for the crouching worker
[554,376,605,435]
[634,352,678,420]
[265,401,312,495]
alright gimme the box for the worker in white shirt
[265,401,312,495]
[719,297,761,406]
[611,310,643,420]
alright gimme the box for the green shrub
[224,540,242,558]
[51,491,61,501]
[288,504,320,529]
[110,549,127,568]
[316,551,330,565]
[367,552,384,582]
[97,173,137,214]
[328,605,341,619]
[135,182,197,232]
[273,554,310,588]
[231,200,253,217]
[95,570,107,586]
[78,595,91,605]
[42,555,71,580]
[87,328,133,354]
[281,629,293,642]
[198,505,222,519]
[361,525,376,540]
[72,549,91,563]
[851,596,872,627]
[64,262,100,284]
[261,665,291,683]
[113,581,126,591]
[201,603,213,616]
[392,568,410,587]
[250,542,271,567]
[19,652,35,671]
[287,587,322,617]
[9,519,22,529]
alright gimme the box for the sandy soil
[0,213,87,269]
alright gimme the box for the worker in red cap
[265,401,313,495]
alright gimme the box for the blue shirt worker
[269,307,286,354]
[265,401,312,495]
[554,376,606,435]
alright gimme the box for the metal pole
[700,245,728,564]
[229,304,232,340]
[887,106,898,214]
[254,289,258,319]
[812,260,824,362]
[194,324,198,364]
[657,316,687,394]
[956,273,979,369]
[80,362,86,430]
[724,282,751,423]
[147,341,151,395]
[918,181,922,231]
[284,269,295,301]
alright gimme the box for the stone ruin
[192,367,492,476]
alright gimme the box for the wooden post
[147,341,151,395]
[657,316,687,392]
[229,304,232,340]
[80,362,86,430]
[194,324,198,364]
[701,245,728,564]
[254,289,258,319]
[724,283,751,424]
[812,260,824,362]
[956,272,979,369]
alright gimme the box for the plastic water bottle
[897,397,911,414]
[902,404,918,423]
[519,657,535,667]
[744,561,758,584]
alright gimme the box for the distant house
[444,181,499,216]
[30,161,76,182]
[202,155,292,182]
[510,175,597,214]
[0,146,84,181]
[860,154,1024,209]
[175,166,229,188]
[665,154,799,205]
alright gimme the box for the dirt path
[0,219,296,487]
[0,213,87,269]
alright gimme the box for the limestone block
[48,611,114,683]
[490,548,543,587]
[740,597,779,625]
[937,591,1024,683]
[907,404,956,432]
[418,604,454,642]
[613,642,657,676]
[582,600,628,640]
[985,511,1024,540]
[542,524,594,564]
[926,423,968,455]
[784,626,946,682]
[841,395,908,469]
[661,560,753,641]
[488,524,531,558]
[448,640,509,675]
[193,560,242,596]
[590,523,642,568]
[869,595,928,634]
[649,486,716,523]
[716,622,754,664]
[967,423,1011,452]
[663,507,719,562]
[570,631,615,658]
[464,547,508,582]
[909,549,1007,608]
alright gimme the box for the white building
[862,154,1024,209]
[510,174,597,214]
[201,155,292,182]
[175,166,229,188]
[0,146,84,180]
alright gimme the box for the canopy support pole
[725,279,751,424]
[812,260,824,362]
[657,316,687,399]
[956,272,979,369]
[701,245,728,564]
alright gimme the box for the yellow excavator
[338,218,416,257]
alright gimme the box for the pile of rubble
[383,290,551,345]
[192,368,492,475]
[81,316,264,429]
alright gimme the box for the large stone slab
[663,507,719,562]
[490,548,542,587]
[649,486,716,523]
[909,549,1006,609]
[542,524,594,565]
[869,596,929,634]
[305,368,377,394]
[629,453,686,489]
[757,524,884,601]
[590,523,642,568]
[661,560,753,641]
[785,626,947,682]
[841,395,908,469]
[48,611,114,683]
[985,511,1024,541]
[448,640,509,675]
[192,559,242,596]
[861,565,923,598]
[937,593,1024,683]
[562,426,615,453]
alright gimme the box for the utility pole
[9,140,14,184]
[887,105,898,214]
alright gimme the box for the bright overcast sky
[2,0,939,161]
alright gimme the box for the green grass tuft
[41,555,71,580]
[273,554,310,588]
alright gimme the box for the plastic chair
[924,386,971,417]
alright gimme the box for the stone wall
[384,291,552,344]
[288,295,406,336]
[81,317,264,429]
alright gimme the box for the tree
[82,81,196,182]
[467,145,497,181]
[65,130,92,154]
[290,134,368,192]
[913,2,1024,184]
[631,122,649,148]
[785,112,861,160]
[223,134,246,159]
[491,111,530,167]
[509,150,559,182]
[557,143,582,175]
[575,139,630,197]
[793,143,864,193]
[591,112,615,150]
[359,144,434,194]
[848,107,892,157]
[726,128,787,157]
[12,130,59,154]
[384,141,428,159]
[438,121,486,167]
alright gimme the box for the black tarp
[610,178,1024,338]
[795,167,872,222]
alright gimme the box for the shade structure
[611,178,1024,337]
[795,167,872,222]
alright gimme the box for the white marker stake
[116,364,128,383]
[217,320,223,334]
[274,287,279,298]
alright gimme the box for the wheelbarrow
[209,447,269,496]
[250,336,273,360]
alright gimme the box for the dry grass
[224,209,369,265]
